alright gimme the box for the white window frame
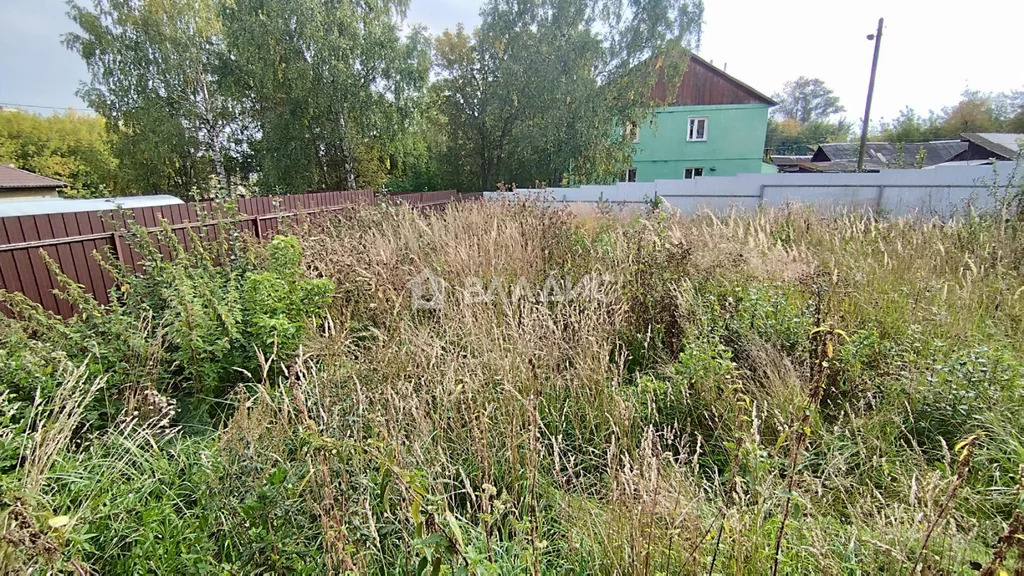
[687,116,708,142]
[620,167,637,183]
[684,167,704,179]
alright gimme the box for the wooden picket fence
[0,189,475,317]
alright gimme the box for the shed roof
[769,155,813,166]
[0,195,185,218]
[960,133,1024,160]
[792,160,884,173]
[813,141,967,167]
[0,164,66,189]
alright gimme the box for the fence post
[254,215,262,240]
[112,232,125,264]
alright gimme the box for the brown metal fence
[0,189,474,317]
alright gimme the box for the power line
[0,102,93,112]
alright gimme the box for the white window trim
[684,167,704,179]
[687,116,708,142]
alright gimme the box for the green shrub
[730,283,812,357]
[0,209,333,426]
[910,345,1023,457]
[238,236,334,362]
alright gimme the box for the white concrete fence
[485,162,1023,218]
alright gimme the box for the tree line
[0,110,121,197]
[4,0,705,199]
[766,76,1024,156]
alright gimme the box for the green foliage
[384,93,446,192]
[766,117,852,156]
[730,283,813,356]
[773,76,846,124]
[635,337,738,447]
[117,227,333,397]
[877,90,1024,144]
[0,110,120,197]
[65,0,243,198]
[6,201,1024,573]
[44,431,223,574]
[910,345,1023,456]
[1,211,332,412]
[433,0,704,190]
[239,236,334,359]
[220,0,430,193]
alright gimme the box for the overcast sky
[2,0,1023,126]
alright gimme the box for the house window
[620,168,637,182]
[687,116,708,141]
[684,167,704,179]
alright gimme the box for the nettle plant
[111,216,335,397]
[0,209,334,425]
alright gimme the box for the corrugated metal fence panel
[389,190,462,208]
[0,189,383,317]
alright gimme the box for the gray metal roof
[814,141,967,167]
[0,164,66,189]
[961,133,1024,160]
[0,195,184,217]
[793,160,885,173]
[770,155,813,166]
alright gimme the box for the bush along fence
[0,189,475,317]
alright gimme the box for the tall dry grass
[3,198,1024,573]
[214,200,1023,573]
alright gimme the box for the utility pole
[857,17,884,172]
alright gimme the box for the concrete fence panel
[485,162,1020,217]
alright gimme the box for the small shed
[812,141,967,168]
[769,155,814,173]
[951,133,1024,162]
[0,164,67,201]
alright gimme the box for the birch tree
[65,0,241,197]
[221,0,429,193]
[433,0,704,190]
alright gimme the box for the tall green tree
[772,77,845,124]
[765,77,850,155]
[0,109,120,197]
[65,0,242,198]
[939,90,999,136]
[765,117,852,156]
[433,0,704,191]
[384,86,446,192]
[875,107,944,143]
[220,0,430,193]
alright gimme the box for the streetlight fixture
[857,18,884,172]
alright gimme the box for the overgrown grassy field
[2,200,1024,574]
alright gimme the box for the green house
[625,54,777,182]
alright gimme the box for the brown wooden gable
[650,55,776,107]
